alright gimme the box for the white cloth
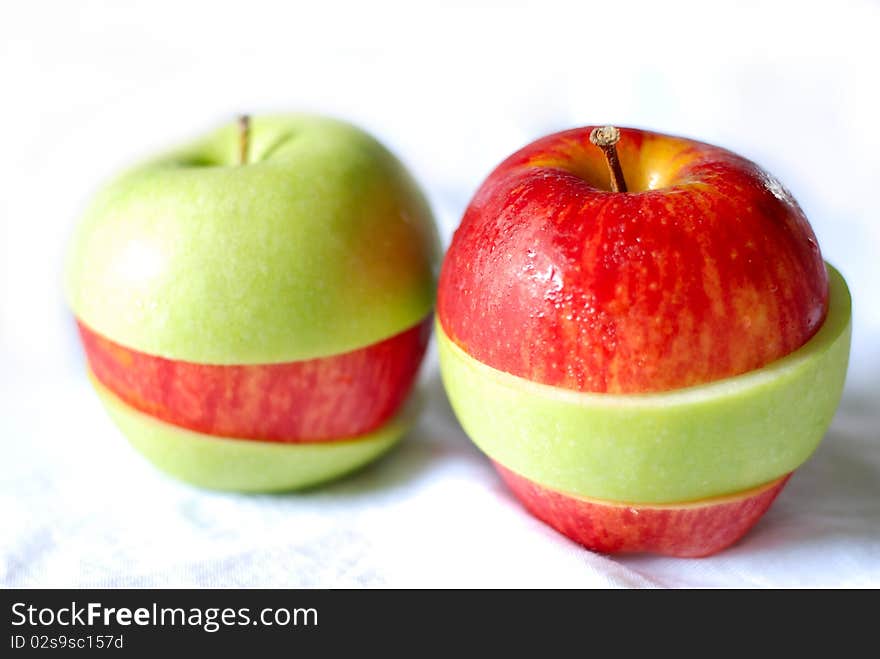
[2,350,878,588]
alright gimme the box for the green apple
[65,114,439,490]
[439,264,851,504]
[66,114,439,363]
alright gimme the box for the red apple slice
[79,316,431,442]
[438,127,829,395]
[495,462,790,558]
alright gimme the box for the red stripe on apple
[495,462,790,558]
[78,316,431,442]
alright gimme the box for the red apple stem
[238,114,250,165]
[589,126,628,193]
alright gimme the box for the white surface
[2,359,879,588]
[2,0,879,588]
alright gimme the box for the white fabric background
[2,0,879,587]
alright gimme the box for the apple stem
[589,126,628,193]
[238,114,251,166]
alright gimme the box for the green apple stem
[238,115,251,165]
[589,126,627,193]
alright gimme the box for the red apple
[79,316,431,442]
[438,126,827,394]
[496,463,790,558]
[438,125,850,556]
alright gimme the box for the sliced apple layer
[90,372,417,492]
[80,316,430,442]
[439,264,850,504]
[64,115,439,366]
[495,463,790,558]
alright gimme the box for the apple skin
[438,264,850,503]
[495,463,790,558]
[89,372,417,492]
[78,316,430,442]
[65,114,439,364]
[438,126,828,394]
[65,115,439,489]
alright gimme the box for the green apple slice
[439,263,851,504]
[90,371,417,492]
